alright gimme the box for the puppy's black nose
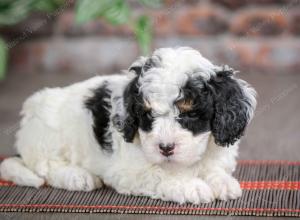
[159,143,175,157]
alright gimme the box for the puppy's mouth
[160,153,175,163]
[159,150,174,157]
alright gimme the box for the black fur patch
[122,77,154,142]
[143,57,159,72]
[176,77,214,135]
[85,82,113,152]
[208,70,250,146]
[177,69,252,147]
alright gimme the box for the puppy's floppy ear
[208,67,256,146]
[129,56,147,75]
[120,77,140,142]
[129,56,161,75]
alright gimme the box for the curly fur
[0,47,256,204]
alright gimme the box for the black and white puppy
[0,47,256,204]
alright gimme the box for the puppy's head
[117,47,256,166]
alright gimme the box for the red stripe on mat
[0,203,300,213]
[1,180,300,190]
[0,180,12,186]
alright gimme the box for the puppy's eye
[144,111,153,119]
[186,111,198,118]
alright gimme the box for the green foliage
[32,0,65,12]
[75,0,159,55]
[75,0,130,25]
[0,38,7,80]
[135,16,152,55]
[0,1,33,26]
[0,0,64,80]
[138,0,162,8]
[75,0,110,24]
[0,0,63,26]
[103,0,130,25]
[0,0,161,80]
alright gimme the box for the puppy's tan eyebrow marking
[143,99,151,111]
[176,99,193,112]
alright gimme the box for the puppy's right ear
[129,56,147,75]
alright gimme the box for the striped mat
[0,158,299,217]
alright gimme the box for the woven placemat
[0,158,299,216]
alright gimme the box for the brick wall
[2,0,300,74]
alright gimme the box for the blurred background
[0,0,299,160]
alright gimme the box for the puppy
[0,47,256,204]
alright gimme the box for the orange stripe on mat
[240,181,300,190]
[0,203,300,213]
[1,180,300,190]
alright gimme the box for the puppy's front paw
[158,178,214,204]
[63,167,102,191]
[205,173,242,201]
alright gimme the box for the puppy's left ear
[128,56,147,75]
[208,67,257,146]
[119,77,140,143]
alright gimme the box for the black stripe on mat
[235,163,300,181]
[0,187,299,216]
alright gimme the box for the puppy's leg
[204,170,242,200]
[200,142,242,200]
[106,169,214,204]
[155,177,215,204]
[0,157,45,188]
[47,164,103,191]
